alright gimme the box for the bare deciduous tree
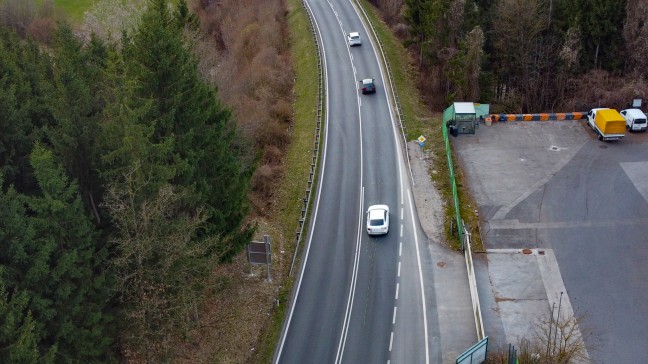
[623,0,648,74]
[193,0,294,214]
[105,166,218,362]
[486,313,591,364]
[81,0,148,43]
[378,0,404,26]
[465,25,484,101]
[0,0,36,36]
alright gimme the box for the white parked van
[621,109,647,132]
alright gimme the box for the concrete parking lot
[452,119,648,363]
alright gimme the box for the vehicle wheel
[598,134,603,141]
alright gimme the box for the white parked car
[366,205,389,235]
[347,32,362,46]
[621,108,647,132]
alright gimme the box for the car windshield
[636,118,647,124]
[351,35,359,39]
[369,218,384,226]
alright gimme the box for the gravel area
[407,140,446,244]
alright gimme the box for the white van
[621,109,647,132]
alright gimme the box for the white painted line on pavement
[274,1,332,360]
[401,207,403,220]
[397,261,401,277]
[395,283,399,300]
[400,224,403,237]
[392,306,397,324]
[399,242,402,257]
[407,188,430,364]
[389,332,394,352]
[335,187,365,364]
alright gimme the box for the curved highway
[275,0,437,363]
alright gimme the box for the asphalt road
[275,0,431,363]
[454,121,648,363]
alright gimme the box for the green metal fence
[441,120,464,248]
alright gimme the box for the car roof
[349,32,360,37]
[368,204,388,212]
[368,209,385,220]
[621,109,647,118]
[362,78,374,84]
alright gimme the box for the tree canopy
[0,0,255,361]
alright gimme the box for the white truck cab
[621,109,647,132]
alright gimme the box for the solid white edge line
[408,188,430,364]
[274,1,331,361]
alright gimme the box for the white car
[621,108,647,132]
[347,32,362,47]
[366,205,389,235]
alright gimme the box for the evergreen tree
[0,145,114,362]
[0,28,52,193]
[0,268,57,364]
[46,24,108,221]
[554,0,626,71]
[119,0,255,261]
[96,43,176,200]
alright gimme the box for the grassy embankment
[51,0,94,21]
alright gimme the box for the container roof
[454,102,476,114]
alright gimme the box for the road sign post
[247,235,272,282]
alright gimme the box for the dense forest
[0,0,259,361]
[373,0,648,112]
[2,0,647,362]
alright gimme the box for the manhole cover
[599,145,608,149]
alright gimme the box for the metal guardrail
[289,0,325,276]
[351,0,415,186]
[463,224,485,341]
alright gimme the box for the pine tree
[119,0,255,261]
[554,0,626,71]
[0,28,53,193]
[0,268,57,364]
[46,24,108,221]
[0,145,114,362]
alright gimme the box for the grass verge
[52,0,95,22]
[252,0,320,362]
